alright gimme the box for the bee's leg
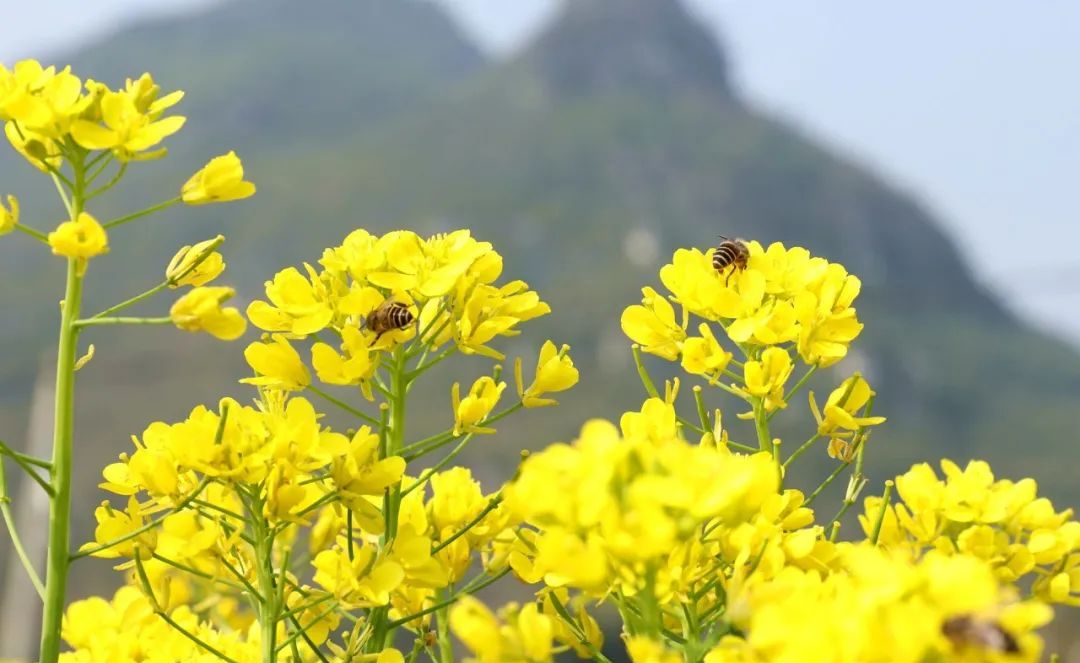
[724,268,733,287]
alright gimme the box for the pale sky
[3,0,1079,343]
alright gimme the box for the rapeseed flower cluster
[62,219,574,656]
[863,459,1080,604]
[0,58,257,663]
[3,56,1074,663]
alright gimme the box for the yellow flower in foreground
[621,286,686,360]
[165,236,225,287]
[181,151,256,204]
[47,212,109,264]
[169,286,246,340]
[241,334,310,391]
[741,346,793,412]
[0,194,17,235]
[452,376,505,435]
[70,86,185,161]
[810,373,885,437]
[450,597,555,663]
[515,340,579,408]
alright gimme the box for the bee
[365,300,415,340]
[942,615,1020,654]
[712,236,749,285]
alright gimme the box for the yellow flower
[450,597,555,663]
[241,334,310,391]
[247,264,333,336]
[70,84,185,160]
[169,286,246,340]
[515,340,579,408]
[810,373,886,437]
[47,212,109,263]
[311,326,378,386]
[165,236,225,287]
[626,636,682,663]
[680,322,732,379]
[0,194,16,235]
[452,376,505,435]
[312,544,404,609]
[741,347,794,412]
[621,286,686,360]
[181,151,256,204]
[330,427,406,513]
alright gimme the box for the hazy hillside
[1,0,1079,611]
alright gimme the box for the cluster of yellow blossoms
[865,460,1080,604]
[4,57,1075,663]
[623,241,863,417]
[61,223,579,660]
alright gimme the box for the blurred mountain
[1,0,1079,608]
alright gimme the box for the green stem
[0,440,53,495]
[86,161,126,200]
[0,439,51,469]
[752,399,771,453]
[14,224,49,243]
[74,316,171,328]
[768,365,816,422]
[782,433,822,468]
[306,385,379,426]
[869,481,894,545]
[133,553,240,663]
[437,586,454,663]
[692,386,710,433]
[85,236,226,320]
[102,197,180,230]
[251,504,279,663]
[0,458,45,598]
[39,254,83,663]
[431,496,502,554]
[631,345,660,398]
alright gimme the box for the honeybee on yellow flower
[711,235,749,284]
[365,299,414,340]
[942,614,1020,654]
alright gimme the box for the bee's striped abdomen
[712,238,750,279]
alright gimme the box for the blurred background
[2,0,1079,658]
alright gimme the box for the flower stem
[753,399,771,453]
[38,256,83,663]
[0,457,45,598]
[102,197,180,230]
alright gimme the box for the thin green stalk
[401,434,475,497]
[85,161,126,200]
[768,365,817,422]
[71,477,209,560]
[631,345,660,398]
[869,481,894,545]
[133,553,240,663]
[436,586,454,662]
[14,224,49,243]
[805,460,849,507]
[0,458,45,598]
[431,496,502,554]
[752,399,771,453]
[102,196,180,230]
[0,439,51,469]
[86,236,225,320]
[783,433,822,468]
[251,504,280,663]
[692,386,710,432]
[0,441,53,496]
[306,385,379,426]
[74,316,171,328]
[39,253,83,663]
